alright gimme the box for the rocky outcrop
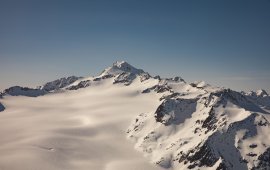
[154,98,197,126]
[253,147,270,170]
[113,72,137,86]
[93,74,114,81]
[2,86,47,97]
[67,80,91,90]
[178,141,220,169]
[40,76,82,92]
[0,102,5,112]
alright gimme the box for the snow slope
[127,89,270,170]
[0,61,269,170]
[0,77,164,170]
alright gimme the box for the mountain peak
[100,61,145,76]
[112,60,129,67]
[256,89,268,97]
[246,89,268,98]
[112,61,145,74]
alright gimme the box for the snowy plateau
[0,61,270,170]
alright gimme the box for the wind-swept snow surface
[0,79,164,170]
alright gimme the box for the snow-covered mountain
[39,76,83,92]
[243,90,270,111]
[0,61,269,170]
[1,86,47,97]
[0,76,83,98]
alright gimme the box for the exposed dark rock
[3,86,47,97]
[154,98,197,126]
[166,76,185,83]
[142,84,172,94]
[202,107,218,134]
[190,83,197,87]
[93,74,114,81]
[142,88,151,93]
[253,147,270,170]
[113,72,136,86]
[159,93,185,101]
[247,152,257,157]
[156,85,172,93]
[194,127,201,134]
[0,102,5,112]
[41,76,82,91]
[189,81,208,89]
[67,80,91,90]
[154,75,161,80]
[249,144,257,148]
[179,141,219,168]
[155,103,166,123]
[139,72,151,82]
[257,118,269,126]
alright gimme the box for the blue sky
[0,0,270,92]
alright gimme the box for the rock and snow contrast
[0,61,269,170]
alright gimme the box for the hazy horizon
[1,0,270,92]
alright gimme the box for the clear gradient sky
[0,0,270,92]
